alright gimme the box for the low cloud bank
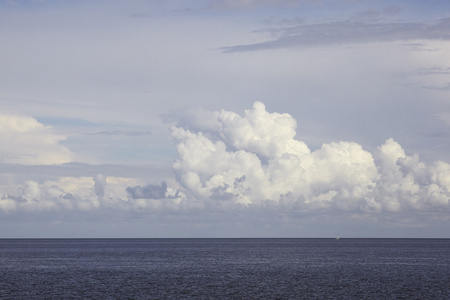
[0,176,183,213]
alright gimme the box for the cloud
[130,13,150,18]
[413,66,450,76]
[170,102,450,212]
[422,82,450,91]
[223,18,450,52]
[127,182,168,199]
[87,130,152,136]
[0,114,72,165]
[94,173,106,200]
[0,174,186,214]
[208,0,301,10]
[383,5,402,16]
[436,113,450,127]
[1,103,449,218]
[353,6,403,21]
[0,175,138,213]
[1,178,92,212]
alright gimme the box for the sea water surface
[0,238,449,299]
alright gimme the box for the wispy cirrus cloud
[352,5,403,21]
[422,82,450,91]
[413,66,450,75]
[208,0,301,10]
[223,18,450,52]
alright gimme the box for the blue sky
[1,0,450,237]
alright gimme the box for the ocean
[0,238,449,299]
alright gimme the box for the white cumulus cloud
[170,102,450,212]
[0,114,72,165]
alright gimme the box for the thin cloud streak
[207,0,302,10]
[223,18,450,52]
[87,130,152,136]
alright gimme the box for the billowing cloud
[0,114,72,165]
[223,18,450,52]
[170,102,450,212]
[1,177,95,212]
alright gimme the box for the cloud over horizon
[1,103,449,218]
[170,102,450,212]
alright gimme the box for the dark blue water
[0,239,449,299]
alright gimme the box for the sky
[1,0,450,238]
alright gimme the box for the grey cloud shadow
[127,182,169,199]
